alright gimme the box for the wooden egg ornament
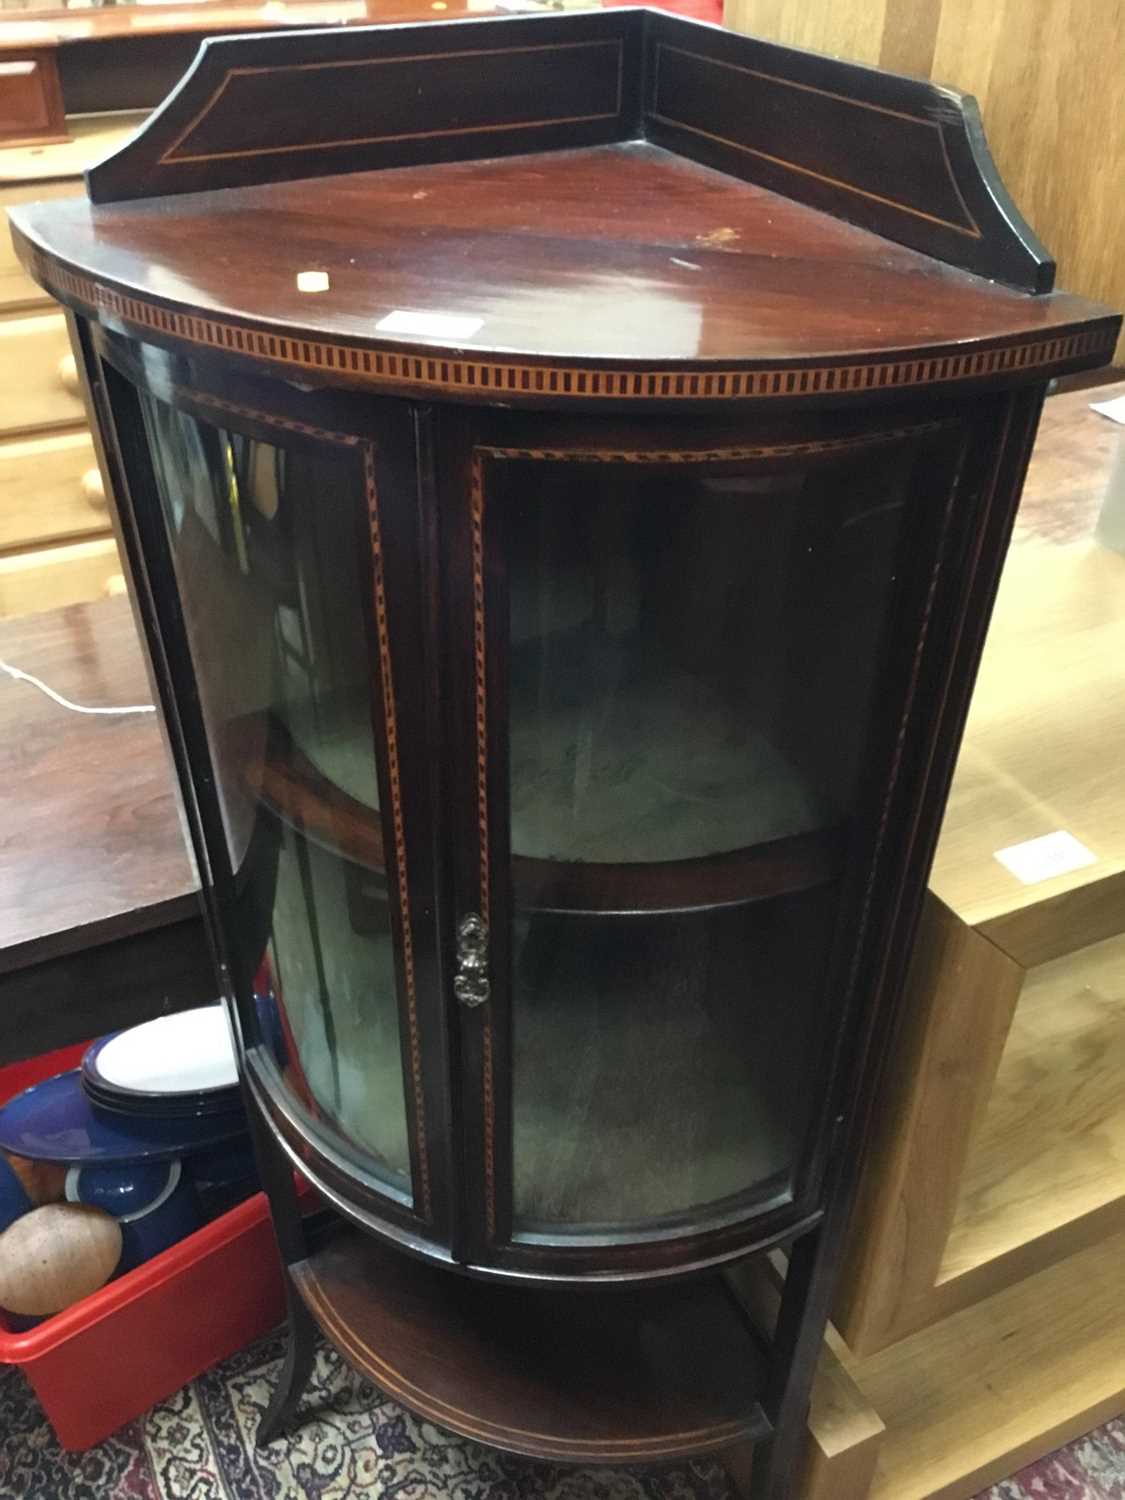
[2,1151,68,1206]
[0,1203,122,1317]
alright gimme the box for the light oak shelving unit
[819,381,1125,1499]
[852,1227,1125,1500]
[0,113,144,616]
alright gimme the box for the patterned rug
[0,1329,1121,1500]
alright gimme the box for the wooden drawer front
[1,115,147,310]
[0,312,86,435]
[0,50,66,149]
[0,430,104,549]
[0,536,122,617]
[0,181,80,310]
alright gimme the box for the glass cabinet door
[465,426,959,1257]
[127,381,418,1208]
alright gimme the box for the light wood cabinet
[0,311,87,435]
[828,383,1125,1500]
[0,535,122,615]
[845,1227,1125,1500]
[0,113,143,616]
[0,180,83,310]
[0,430,102,549]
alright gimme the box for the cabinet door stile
[432,409,515,1263]
[358,404,456,1240]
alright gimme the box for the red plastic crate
[605,0,723,17]
[0,1042,287,1450]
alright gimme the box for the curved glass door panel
[265,826,410,1179]
[503,448,915,1232]
[139,391,411,1198]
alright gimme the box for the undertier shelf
[291,1226,772,1465]
[938,927,1125,1296]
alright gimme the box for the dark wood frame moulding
[25,247,1120,405]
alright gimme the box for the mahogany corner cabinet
[11,10,1118,1494]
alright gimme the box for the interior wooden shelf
[254,718,842,917]
[936,928,1125,1296]
[929,383,1125,963]
[292,1225,771,1465]
[850,1225,1125,1500]
[506,650,825,867]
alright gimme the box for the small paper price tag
[993,830,1097,885]
[1090,394,1125,426]
[376,309,484,339]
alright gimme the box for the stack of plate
[0,1006,251,1171]
[0,1007,259,1291]
[80,1007,242,1121]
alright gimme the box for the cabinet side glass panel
[138,390,412,1199]
[502,451,915,1232]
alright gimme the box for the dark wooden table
[0,596,210,1064]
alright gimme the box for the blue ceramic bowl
[63,1159,168,1221]
[0,1070,248,1166]
[185,1140,259,1189]
[0,1154,32,1234]
[66,1160,203,1274]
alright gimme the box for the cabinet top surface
[8,10,1118,400]
[12,145,1114,364]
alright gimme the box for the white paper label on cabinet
[375,310,484,339]
[993,830,1097,885]
[1090,393,1125,426]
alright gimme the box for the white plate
[95,1007,238,1095]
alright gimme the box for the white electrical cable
[0,657,156,716]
